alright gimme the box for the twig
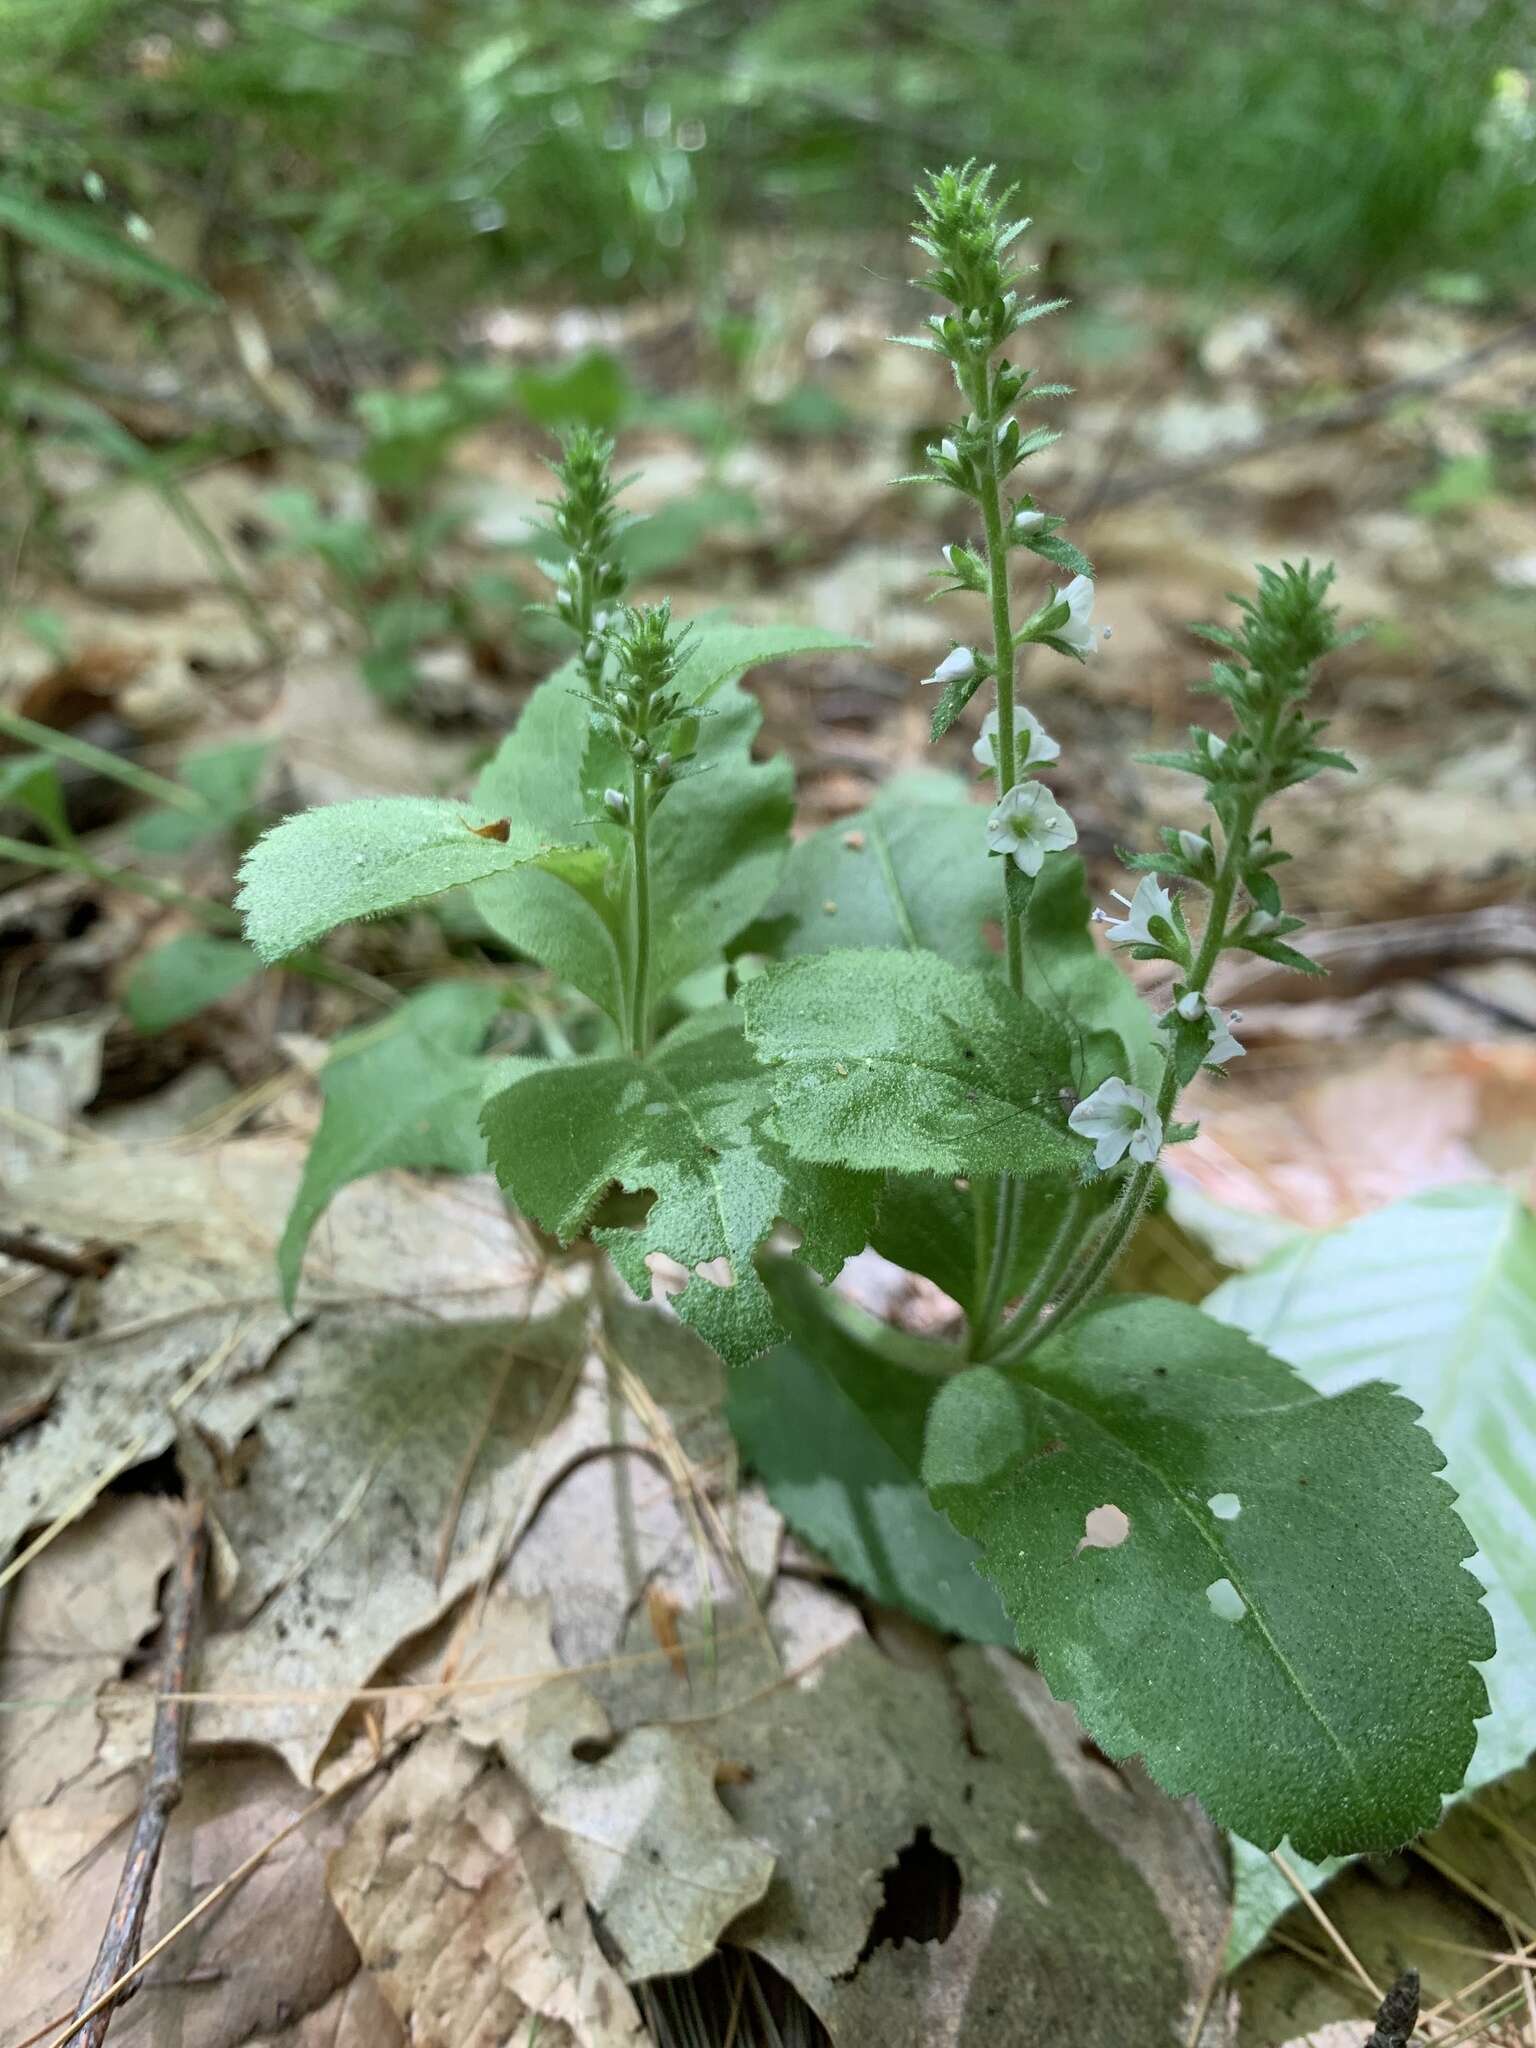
[1096,316,1536,510]
[63,1500,209,2048]
[0,1226,118,1280]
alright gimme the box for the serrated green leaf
[238,796,575,962]
[481,1015,875,1366]
[473,668,793,1028]
[1025,532,1094,578]
[0,188,220,306]
[0,753,69,843]
[925,1294,1492,1859]
[1208,1186,1536,1956]
[743,948,1084,1181]
[929,663,985,741]
[727,1258,1013,1644]
[278,983,501,1307]
[748,770,996,968]
[125,933,263,1035]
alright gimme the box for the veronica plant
[237,166,1495,1864]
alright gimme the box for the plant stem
[992,788,1262,1364]
[978,1189,1086,1362]
[627,761,654,1057]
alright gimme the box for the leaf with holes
[278,983,502,1307]
[742,948,1084,1182]
[728,1259,1012,1643]
[1206,1185,1536,1954]
[480,1014,876,1366]
[745,770,995,968]
[238,796,582,962]
[924,1294,1493,1858]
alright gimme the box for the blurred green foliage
[1,0,1531,333]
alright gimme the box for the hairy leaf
[728,1260,1012,1643]
[925,1294,1492,1858]
[238,796,576,961]
[125,933,263,1034]
[670,619,862,706]
[748,770,995,967]
[475,670,794,1027]
[278,983,501,1306]
[481,1015,875,1365]
[1209,1186,1536,1954]
[743,948,1083,1181]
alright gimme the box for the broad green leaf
[134,740,273,854]
[474,670,794,1028]
[125,933,263,1034]
[238,796,579,962]
[728,1259,1013,1644]
[669,620,863,707]
[278,983,501,1307]
[1021,853,1162,1095]
[513,351,632,431]
[0,189,220,306]
[1207,1186,1536,1955]
[481,1014,875,1366]
[925,1294,1493,1859]
[748,770,996,967]
[743,948,1084,1181]
[619,486,760,581]
[0,753,69,843]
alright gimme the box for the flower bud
[630,737,651,761]
[603,787,628,822]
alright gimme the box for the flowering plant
[237,164,1493,1863]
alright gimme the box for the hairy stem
[627,762,654,1057]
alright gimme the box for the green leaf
[727,1259,1013,1644]
[513,351,632,431]
[481,1015,875,1366]
[474,666,798,1028]
[669,619,864,707]
[0,753,69,843]
[125,933,263,1034]
[743,948,1084,1181]
[748,771,996,967]
[925,1294,1492,1859]
[0,188,220,306]
[1207,1186,1536,1954]
[618,486,760,581]
[278,983,501,1308]
[134,740,272,854]
[238,796,576,962]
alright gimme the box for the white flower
[941,544,962,573]
[985,781,1077,877]
[1176,991,1246,1066]
[1069,1078,1164,1170]
[1177,829,1208,864]
[1244,907,1284,936]
[1057,574,1099,657]
[973,703,1060,775]
[921,645,976,689]
[1099,873,1174,947]
[1012,506,1046,537]
[939,438,960,467]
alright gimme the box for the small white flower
[973,703,1060,774]
[941,543,962,573]
[921,645,976,689]
[940,438,960,467]
[1177,829,1208,864]
[1101,873,1174,947]
[1175,991,1246,1066]
[1012,506,1046,537]
[1069,1077,1164,1170]
[985,781,1077,877]
[1245,908,1284,936]
[1058,574,1099,657]
[1207,733,1227,762]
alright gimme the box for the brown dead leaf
[329,1724,645,2048]
[0,1494,177,1827]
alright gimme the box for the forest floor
[3,249,1535,2048]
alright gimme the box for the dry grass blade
[1270,1848,1384,2004]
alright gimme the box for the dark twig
[0,1227,119,1280]
[1364,1966,1419,2048]
[63,1501,208,2048]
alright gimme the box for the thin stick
[0,1227,117,1280]
[1268,1847,1383,2003]
[63,1500,208,2048]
